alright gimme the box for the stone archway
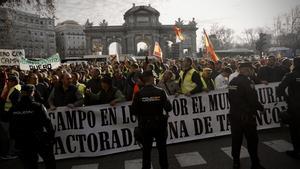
[84,5,198,57]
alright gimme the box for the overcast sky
[55,0,300,48]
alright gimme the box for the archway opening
[108,42,122,55]
[136,42,149,56]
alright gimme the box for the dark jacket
[8,96,54,148]
[257,65,285,82]
[112,75,126,92]
[228,74,264,118]
[131,85,172,128]
[85,78,102,94]
[48,84,83,107]
[123,72,139,101]
[88,87,125,105]
[276,68,300,113]
[35,83,50,105]
[85,78,102,105]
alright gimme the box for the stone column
[85,35,92,55]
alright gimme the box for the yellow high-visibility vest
[200,76,215,91]
[76,82,86,96]
[4,84,21,111]
[179,68,197,94]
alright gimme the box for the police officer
[131,70,172,169]
[276,57,300,159]
[8,84,56,169]
[228,62,265,169]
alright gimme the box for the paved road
[1,127,299,169]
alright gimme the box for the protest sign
[49,83,286,160]
[0,49,24,66]
[19,53,61,70]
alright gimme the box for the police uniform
[8,84,56,169]
[131,70,172,169]
[228,63,265,169]
[276,57,300,159]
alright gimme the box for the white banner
[49,82,286,160]
[0,49,25,66]
[19,53,61,70]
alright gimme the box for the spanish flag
[174,26,185,42]
[153,42,163,61]
[203,29,219,63]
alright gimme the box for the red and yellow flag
[153,42,163,61]
[203,29,219,63]
[174,26,185,42]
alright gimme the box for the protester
[201,67,215,91]
[157,70,179,95]
[48,72,84,109]
[27,73,48,105]
[86,74,125,106]
[214,67,232,89]
[71,72,86,96]
[257,55,285,82]
[49,74,60,91]
[123,63,141,100]
[206,60,220,79]
[229,64,239,83]
[179,57,203,96]
[279,58,292,77]
[112,67,126,92]
[85,68,102,105]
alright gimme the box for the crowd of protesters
[0,54,296,160]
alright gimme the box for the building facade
[84,4,198,58]
[0,7,56,58]
[55,20,86,60]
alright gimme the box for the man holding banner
[228,62,266,169]
[179,57,203,96]
[131,70,172,169]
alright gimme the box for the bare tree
[241,28,259,49]
[209,23,235,50]
[273,5,300,55]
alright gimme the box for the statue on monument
[175,17,184,26]
[85,19,93,27]
[100,19,108,27]
[189,17,197,26]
